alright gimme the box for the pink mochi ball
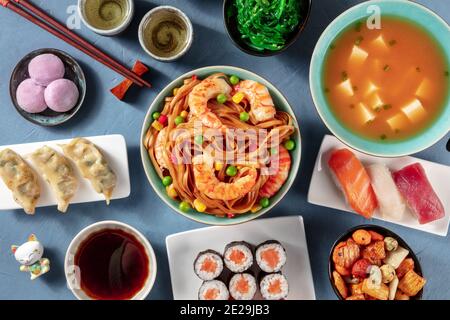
[16,79,47,113]
[44,79,79,112]
[28,54,65,86]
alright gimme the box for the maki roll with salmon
[198,280,229,300]
[260,273,289,300]
[255,240,287,273]
[228,273,257,300]
[223,241,254,273]
[194,250,224,281]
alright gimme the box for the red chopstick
[2,0,151,88]
[14,0,150,88]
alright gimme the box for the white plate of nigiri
[0,134,130,214]
[308,135,449,236]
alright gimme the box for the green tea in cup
[83,0,129,31]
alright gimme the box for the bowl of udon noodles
[141,66,301,225]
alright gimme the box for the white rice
[224,243,253,273]
[256,242,286,273]
[194,251,223,281]
[198,280,229,300]
[260,274,289,300]
[229,273,257,300]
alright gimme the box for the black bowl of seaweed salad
[223,0,312,56]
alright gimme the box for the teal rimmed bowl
[140,66,301,225]
[310,0,450,157]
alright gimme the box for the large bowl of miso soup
[310,0,450,157]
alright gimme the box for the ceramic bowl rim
[328,224,424,300]
[309,0,450,157]
[140,65,302,226]
[77,0,135,36]
[64,220,157,300]
[138,5,194,62]
[9,48,86,127]
[222,0,313,57]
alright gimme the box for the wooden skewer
[2,0,151,88]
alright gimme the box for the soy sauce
[75,229,149,300]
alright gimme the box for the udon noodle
[144,73,295,216]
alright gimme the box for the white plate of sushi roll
[166,216,316,300]
[0,134,130,213]
[308,135,450,236]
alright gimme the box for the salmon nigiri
[328,148,378,218]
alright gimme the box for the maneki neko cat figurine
[11,234,50,280]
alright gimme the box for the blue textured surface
[0,0,448,300]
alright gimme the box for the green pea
[175,115,184,126]
[229,75,240,85]
[260,197,270,208]
[270,147,278,155]
[217,93,227,104]
[162,176,173,186]
[195,135,204,145]
[240,112,250,122]
[226,166,238,177]
[152,112,161,120]
[284,139,296,151]
[179,201,191,212]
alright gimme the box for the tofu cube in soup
[367,92,384,111]
[337,79,355,97]
[415,78,433,100]
[349,45,369,66]
[401,98,427,123]
[358,103,376,125]
[371,34,390,52]
[387,113,407,132]
[362,80,379,98]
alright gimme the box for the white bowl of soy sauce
[64,220,157,300]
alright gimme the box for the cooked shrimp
[188,78,232,128]
[259,145,291,198]
[238,80,276,123]
[193,155,257,201]
[155,127,168,168]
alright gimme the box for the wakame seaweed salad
[234,0,302,51]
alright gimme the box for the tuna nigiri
[367,164,406,221]
[328,149,378,218]
[392,163,444,224]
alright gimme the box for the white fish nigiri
[367,164,405,221]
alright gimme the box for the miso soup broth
[323,17,449,141]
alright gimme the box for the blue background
[0,0,448,300]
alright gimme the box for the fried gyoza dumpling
[30,146,78,213]
[0,149,40,214]
[62,138,116,204]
